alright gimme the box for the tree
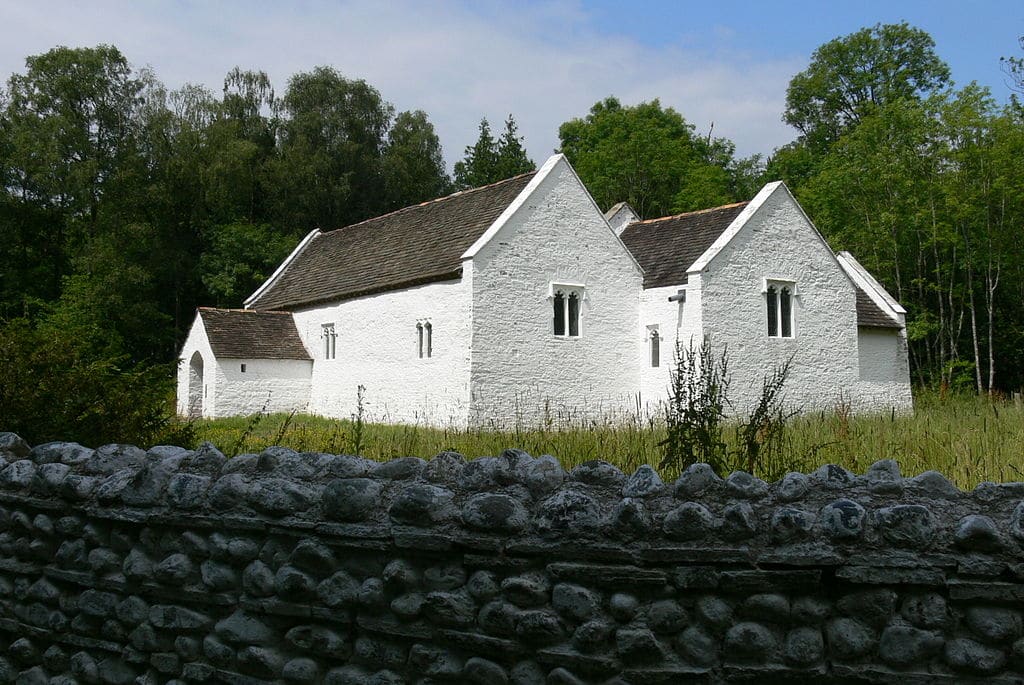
[381,110,450,209]
[494,114,534,180]
[270,67,394,230]
[1001,35,1024,94]
[784,22,951,151]
[558,97,741,218]
[453,118,499,189]
[454,115,534,189]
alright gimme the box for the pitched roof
[619,203,748,288]
[855,288,902,328]
[250,172,537,310]
[199,308,311,360]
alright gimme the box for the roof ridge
[632,201,749,225]
[322,170,538,235]
[199,307,292,315]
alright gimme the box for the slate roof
[251,172,537,310]
[619,203,748,288]
[855,288,902,328]
[199,308,311,360]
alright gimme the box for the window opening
[240,363,247,373]
[650,330,660,367]
[553,292,565,336]
[552,285,583,337]
[765,281,795,338]
[425,322,432,358]
[416,323,424,358]
[568,292,580,337]
[321,323,337,359]
[780,287,792,338]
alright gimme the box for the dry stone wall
[0,431,1022,684]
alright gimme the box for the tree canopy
[453,115,534,189]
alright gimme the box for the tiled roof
[619,203,748,288]
[199,308,311,360]
[251,172,537,310]
[855,289,902,328]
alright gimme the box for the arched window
[780,287,792,338]
[650,329,660,367]
[424,322,432,358]
[552,285,583,337]
[766,286,778,337]
[321,323,337,359]
[765,280,795,338]
[553,291,566,336]
[416,322,424,358]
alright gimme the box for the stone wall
[0,431,1022,684]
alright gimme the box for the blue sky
[1,1,1020,169]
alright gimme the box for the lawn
[189,391,1024,490]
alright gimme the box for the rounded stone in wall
[724,622,777,663]
[821,499,866,540]
[944,637,1007,675]
[874,505,935,549]
[663,502,719,541]
[462,493,529,533]
[784,626,824,666]
[321,478,382,522]
[770,507,814,543]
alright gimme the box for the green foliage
[382,110,451,209]
[454,115,535,189]
[199,222,296,308]
[659,339,730,473]
[784,22,951,150]
[0,317,190,447]
[735,359,796,477]
[558,97,757,218]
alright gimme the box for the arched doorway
[188,351,204,418]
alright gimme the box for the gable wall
[468,160,643,427]
[176,315,218,418]
[291,279,472,426]
[699,189,861,414]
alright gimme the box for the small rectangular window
[649,329,660,367]
[321,323,337,359]
[240,363,247,373]
[425,322,432,358]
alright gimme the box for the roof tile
[200,308,311,360]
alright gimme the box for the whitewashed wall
[213,358,312,417]
[638,280,703,415]
[467,157,643,428]
[291,280,472,427]
[855,327,914,412]
[175,313,313,419]
[176,315,216,418]
[698,187,861,415]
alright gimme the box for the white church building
[177,154,912,426]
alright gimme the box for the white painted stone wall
[213,358,312,418]
[638,280,703,415]
[698,187,861,415]
[467,156,643,427]
[176,315,217,419]
[175,313,313,419]
[291,279,472,427]
[855,327,914,412]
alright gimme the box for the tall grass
[191,391,1024,489]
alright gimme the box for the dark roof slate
[619,203,748,288]
[200,308,311,360]
[855,289,902,328]
[252,172,537,310]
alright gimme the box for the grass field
[189,391,1024,489]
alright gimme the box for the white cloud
[0,0,803,169]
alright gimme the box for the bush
[659,338,730,473]
[0,317,191,447]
